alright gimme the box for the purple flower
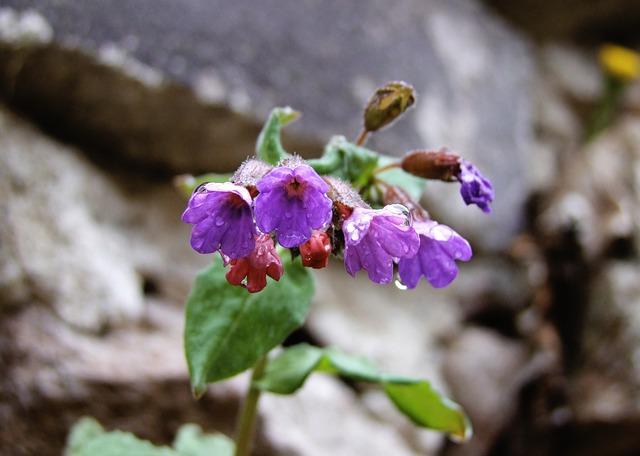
[254,163,332,248]
[343,205,420,284]
[457,160,494,213]
[181,182,256,258]
[398,220,472,289]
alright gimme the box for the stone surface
[441,327,531,456]
[0,106,144,330]
[1,0,539,250]
[537,115,640,260]
[571,261,640,422]
[261,376,417,456]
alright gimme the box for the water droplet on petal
[351,231,360,241]
[394,278,408,290]
[215,217,225,226]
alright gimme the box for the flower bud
[363,81,415,132]
[401,149,460,181]
[231,158,273,188]
[299,230,332,269]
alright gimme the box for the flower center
[227,192,247,209]
[285,179,305,197]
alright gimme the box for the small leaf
[309,136,379,189]
[254,343,324,394]
[384,381,472,442]
[184,256,314,395]
[256,107,300,165]
[324,348,380,382]
[65,417,176,456]
[173,424,234,456]
[376,154,425,202]
[256,345,471,440]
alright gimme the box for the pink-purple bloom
[254,164,332,248]
[343,205,420,285]
[457,160,494,213]
[182,182,256,258]
[398,220,472,289]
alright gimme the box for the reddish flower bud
[401,149,460,181]
[299,230,332,269]
[225,234,283,293]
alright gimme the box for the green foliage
[255,344,472,441]
[65,418,233,456]
[184,256,314,396]
[256,106,300,164]
[173,424,234,456]
[308,136,380,189]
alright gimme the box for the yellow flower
[599,44,640,81]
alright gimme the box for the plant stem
[234,355,268,456]
[355,128,370,146]
[373,162,400,175]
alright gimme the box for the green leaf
[173,424,234,456]
[384,381,472,442]
[184,256,314,396]
[254,344,324,394]
[174,173,233,198]
[65,417,176,456]
[255,344,471,440]
[309,136,379,189]
[65,418,235,456]
[376,154,425,202]
[256,107,300,165]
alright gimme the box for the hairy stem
[234,355,268,456]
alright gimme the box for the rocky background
[1,1,640,455]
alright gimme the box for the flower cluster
[182,154,489,291]
[182,161,332,292]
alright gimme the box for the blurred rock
[0,106,144,330]
[309,263,463,454]
[261,376,416,456]
[537,115,640,259]
[441,327,532,456]
[1,0,539,250]
[572,261,640,422]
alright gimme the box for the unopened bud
[231,158,273,187]
[401,149,460,181]
[364,81,416,132]
[300,231,331,269]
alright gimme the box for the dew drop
[351,231,360,241]
[215,217,225,226]
[394,278,408,290]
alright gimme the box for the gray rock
[442,327,532,456]
[261,375,417,456]
[1,0,538,250]
[537,116,640,259]
[572,261,640,422]
[0,106,144,330]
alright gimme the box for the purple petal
[398,220,472,289]
[458,160,494,213]
[342,205,418,285]
[182,183,256,258]
[254,164,332,247]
